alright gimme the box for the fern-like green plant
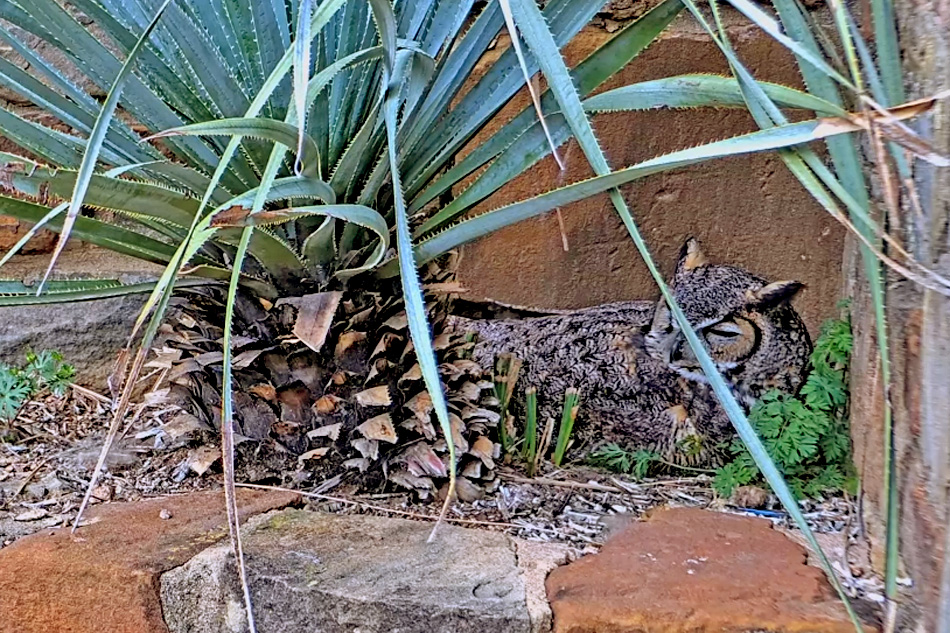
[714,314,857,499]
[0,350,75,424]
[588,443,663,480]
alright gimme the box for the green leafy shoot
[523,387,539,476]
[0,350,76,425]
[23,349,76,396]
[588,444,663,480]
[0,368,32,424]
[551,388,580,467]
[714,315,857,500]
[493,353,523,454]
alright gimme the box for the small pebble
[91,484,113,502]
[159,508,173,520]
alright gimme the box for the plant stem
[552,388,580,467]
[493,353,522,454]
[524,387,538,475]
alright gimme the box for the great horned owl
[449,238,812,467]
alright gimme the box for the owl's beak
[659,331,683,366]
[665,332,701,370]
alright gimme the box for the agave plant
[0,0,944,628]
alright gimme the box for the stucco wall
[454,11,846,338]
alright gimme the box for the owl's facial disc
[646,303,762,384]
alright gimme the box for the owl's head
[645,238,812,405]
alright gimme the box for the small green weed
[588,443,663,480]
[0,350,75,424]
[714,314,857,499]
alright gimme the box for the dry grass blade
[497,0,565,171]
[222,400,256,633]
[69,383,112,404]
[844,90,950,165]
[72,344,150,532]
[535,413,556,474]
[499,472,626,492]
[865,108,903,247]
[235,482,521,530]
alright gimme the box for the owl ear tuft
[675,237,708,276]
[746,280,804,307]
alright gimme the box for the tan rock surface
[546,507,872,633]
[0,489,299,633]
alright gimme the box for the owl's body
[450,239,812,467]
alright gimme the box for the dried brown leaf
[439,363,463,382]
[334,331,367,358]
[449,413,469,454]
[461,460,483,479]
[343,457,370,472]
[307,422,342,441]
[455,381,481,402]
[188,445,221,476]
[160,412,206,440]
[233,348,264,369]
[275,291,342,353]
[357,414,397,443]
[399,363,422,384]
[347,306,374,327]
[313,394,342,414]
[145,346,182,370]
[470,436,496,470]
[405,391,433,422]
[371,332,402,358]
[248,383,278,402]
[454,477,484,502]
[401,443,447,478]
[452,358,485,378]
[399,416,437,441]
[356,385,392,407]
[195,351,225,366]
[461,406,501,424]
[298,447,330,462]
[168,359,202,381]
[389,469,434,491]
[351,438,380,460]
[365,358,390,384]
[431,333,453,350]
[383,312,408,330]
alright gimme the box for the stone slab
[0,489,299,633]
[160,510,549,633]
[546,507,874,633]
[0,250,166,388]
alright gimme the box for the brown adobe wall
[453,10,846,338]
